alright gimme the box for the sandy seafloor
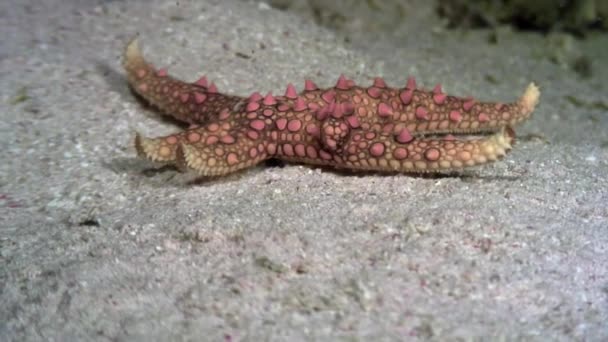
[1,0,607,340]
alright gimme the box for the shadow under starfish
[123,38,540,177]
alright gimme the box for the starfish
[123,39,540,176]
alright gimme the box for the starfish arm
[276,126,515,173]
[175,128,270,176]
[296,79,539,137]
[134,131,184,163]
[123,39,242,125]
[135,122,270,175]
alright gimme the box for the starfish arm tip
[519,82,541,115]
[133,131,147,158]
[495,126,515,152]
[134,132,178,163]
[125,37,142,62]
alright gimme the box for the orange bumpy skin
[124,39,540,176]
